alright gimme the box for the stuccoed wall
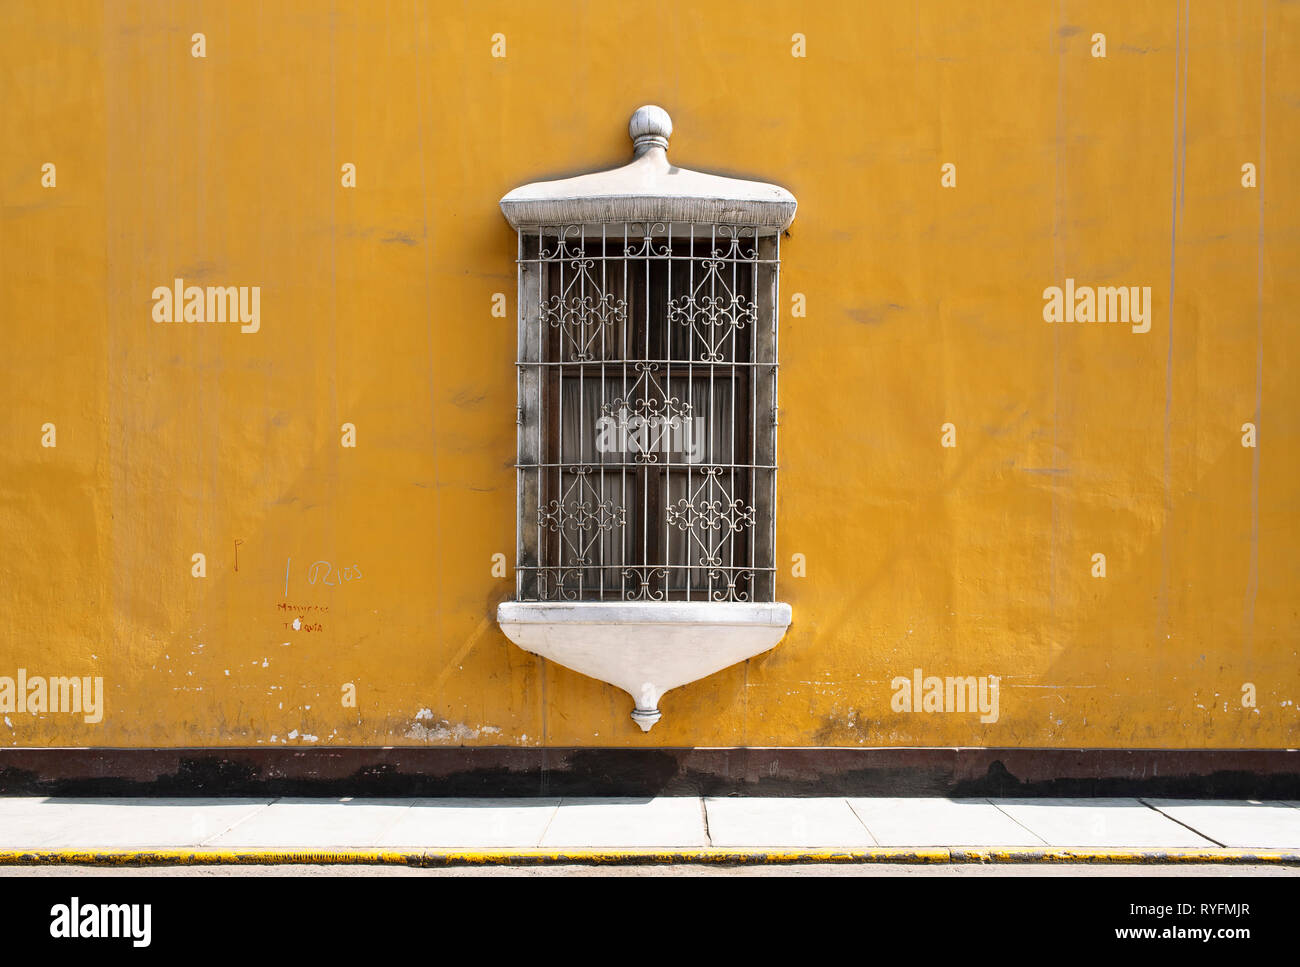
[0,0,1296,749]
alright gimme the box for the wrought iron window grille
[514,220,780,605]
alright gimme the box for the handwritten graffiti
[307,560,363,587]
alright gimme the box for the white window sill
[497,601,792,731]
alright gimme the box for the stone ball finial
[629,105,672,155]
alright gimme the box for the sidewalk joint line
[536,799,561,848]
[1138,798,1225,847]
[199,797,278,847]
[986,799,1050,846]
[843,798,881,847]
[370,798,421,848]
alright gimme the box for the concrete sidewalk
[0,796,1297,863]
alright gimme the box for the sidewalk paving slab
[205,798,415,848]
[846,797,1044,846]
[375,798,560,848]
[705,797,876,848]
[3,796,1300,855]
[1142,800,1300,848]
[0,797,273,849]
[540,797,706,848]
[991,798,1214,848]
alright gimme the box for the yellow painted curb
[0,847,1297,866]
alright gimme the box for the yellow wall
[1,0,1296,749]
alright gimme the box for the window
[515,222,779,604]
[496,105,796,730]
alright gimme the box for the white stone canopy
[499,105,797,233]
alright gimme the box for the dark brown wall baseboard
[1,747,1297,798]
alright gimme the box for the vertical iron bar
[686,223,695,601]
[750,232,758,596]
[536,228,545,598]
[729,230,738,593]
[771,231,781,602]
[642,225,650,591]
[664,223,672,593]
[598,225,606,599]
[576,224,585,599]
[620,223,628,601]
[708,224,716,600]
[516,229,523,599]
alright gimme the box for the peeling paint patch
[404,714,502,743]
